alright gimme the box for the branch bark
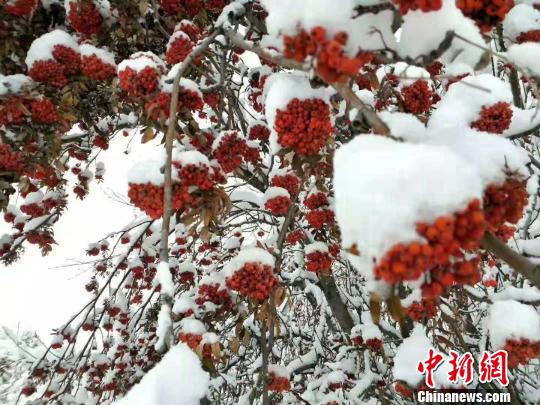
[481,230,540,289]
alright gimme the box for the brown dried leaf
[141,127,156,144]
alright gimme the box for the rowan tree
[1,0,540,404]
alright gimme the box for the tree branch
[481,230,540,289]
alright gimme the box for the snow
[398,0,484,69]
[264,72,332,154]
[506,43,540,78]
[393,325,432,387]
[491,286,540,303]
[25,29,80,69]
[503,4,540,41]
[24,191,44,205]
[223,246,275,276]
[261,0,355,44]
[179,317,207,335]
[118,52,165,74]
[155,305,172,352]
[334,135,482,272]
[173,149,210,168]
[305,242,328,255]
[378,111,427,142]
[264,186,290,202]
[269,364,289,378]
[127,160,164,186]
[426,127,529,187]
[0,74,32,96]
[486,300,540,349]
[157,262,174,297]
[216,2,246,28]
[80,44,116,67]
[115,344,209,405]
[429,74,513,131]
[167,30,191,51]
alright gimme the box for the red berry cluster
[166,34,193,65]
[0,97,26,126]
[195,283,233,312]
[190,131,215,155]
[226,262,278,301]
[93,135,109,150]
[286,229,306,245]
[393,0,442,15]
[213,132,253,172]
[375,199,485,284]
[4,0,38,16]
[306,209,335,230]
[173,162,215,190]
[470,102,513,134]
[404,299,437,321]
[26,231,55,250]
[81,55,116,81]
[203,92,220,109]
[268,373,291,392]
[21,202,44,217]
[456,0,514,33]
[67,1,103,36]
[127,182,190,219]
[265,195,292,216]
[178,332,202,349]
[31,98,59,124]
[118,66,160,97]
[483,178,527,240]
[179,88,204,111]
[51,45,80,75]
[517,30,540,44]
[503,338,540,368]
[304,192,329,210]
[284,27,372,83]
[401,80,434,115]
[29,45,80,88]
[145,92,172,121]
[0,143,25,173]
[248,124,270,142]
[160,0,202,16]
[205,0,225,12]
[274,98,333,156]
[271,173,301,196]
[306,250,333,273]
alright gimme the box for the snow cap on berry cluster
[398,0,484,69]
[304,242,328,255]
[503,4,540,42]
[261,0,355,43]
[223,247,276,277]
[486,300,540,350]
[506,42,540,78]
[0,74,32,96]
[426,128,529,188]
[264,72,332,154]
[127,160,164,186]
[118,52,166,74]
[80,44,117,68]
[429,74,513,131]
[268,364,289,378]
[393,325,431,387]
[334,135,483,278]
[172,149,211,168]
[260,0,395,52]
[263,187,290,203]
[25,29,80,69]
[179,317,207,335]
